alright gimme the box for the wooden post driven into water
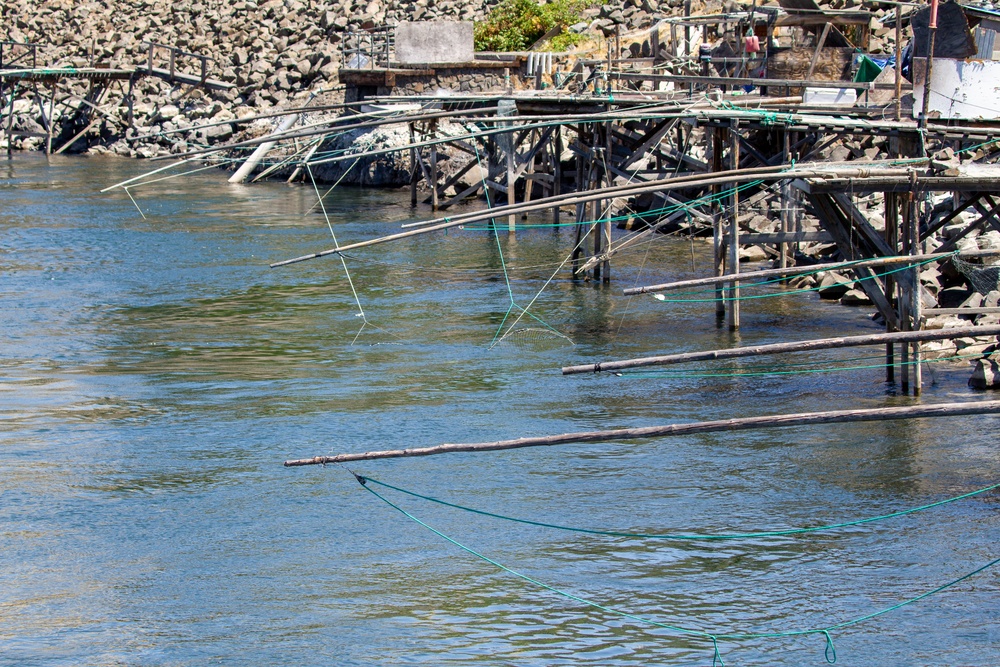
[712,126,726,323]
[728,119,741,330]
[284,401,1000,466]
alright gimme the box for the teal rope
[462,180,764,233]
[958,136,1000,155]
[358,475,1000,541]
[466,130,563,346]
[358,478,716,643]
[716,99,794,127]
[356,475,1000,665]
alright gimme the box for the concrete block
[394,21,473,64]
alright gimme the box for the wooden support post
[884,191,898,384]
[684,0,692,60]
[920,0,939,129]
[602,122,612,283]
[805,23,832,80]
[894,7,903,121]
[522,129,536,219]
[430,142,439,211]
[590,128,602,281]
[553,128,563,227]
[5,82,16,159]
[651,27,661,90]
[507,133,516,233]
[900,187,912,394]
[126,76,135,128]
[728,120,740,330]
[45,80,57,155]
[572,128,586,276]
[909,172,922,395]
[592,186,602,281]
[409,123,418,207]
[780,129,791,272]
[712,127,725,324]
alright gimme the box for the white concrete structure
[394,22,474,64]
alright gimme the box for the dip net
[952,256,1000,295]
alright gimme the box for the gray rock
[840,289,871,306]
[816,271,852,299]
[969,355,1000,390]
[157,104,180,120]
[204,122,234,142]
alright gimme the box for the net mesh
[493,327,575,350]
[952,256,1000,295]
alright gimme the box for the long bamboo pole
[270,164,916,268]
[146,106,502,163]
[284,400,1000,466]
[561,324,1000,374]
[622,249,1000,295]
[138,104,989,171]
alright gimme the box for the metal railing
[341,26,394,69]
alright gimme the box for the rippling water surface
[1,153,997,666]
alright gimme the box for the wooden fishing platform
[108,6,1000,395]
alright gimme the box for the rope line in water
[358,475,1000,541]
[306,165,402,346]
[354,475,1000,666]
[462,134,568,347]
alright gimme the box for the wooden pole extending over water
[623,249,1000,295]
[284,400,1000,466]
[270,164,927,268]
[561,324,1000,374]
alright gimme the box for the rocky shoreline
[0,0,690,158]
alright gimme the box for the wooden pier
[99,3,1000,395]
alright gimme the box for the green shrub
[474,0,591,52]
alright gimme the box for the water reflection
[0,153,997,666]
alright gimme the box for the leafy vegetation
[473,0,591,52]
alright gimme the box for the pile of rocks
[0,0,704,156]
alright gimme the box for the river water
[1,153,997,666]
